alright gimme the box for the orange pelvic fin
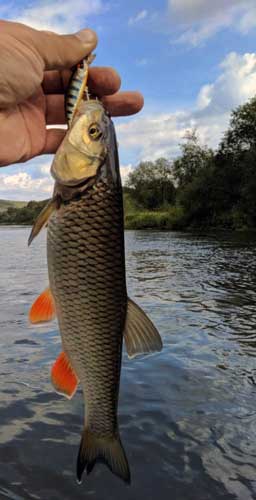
[29,287,56,324]
[51,351,79,399]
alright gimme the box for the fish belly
[47,180,127,436]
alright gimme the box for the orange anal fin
[29,287,56,324]
[51,351,79,399]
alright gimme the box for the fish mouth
[80,149,105,162]
[72,142,107,162]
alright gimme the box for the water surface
[0,227,256,500]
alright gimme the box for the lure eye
[88,123,103,141]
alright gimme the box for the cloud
[169,0,242,24]
[197,52,256,112]
[168,0,256,46]
[120,164,133,183]
[0,169,53,201]
[9,0,104,33]
[39,162,51,176]
[128,10,148,26]
[117,51,256,161]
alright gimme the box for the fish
[28,98,162,483]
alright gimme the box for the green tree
[126,158,175,209]
[219,95,256,155]
[173,130,213,187]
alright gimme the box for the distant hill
[0,199,27,213]
[0,199,48,225]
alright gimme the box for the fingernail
[75,29,98,49]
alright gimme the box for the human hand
[0,20,144,167]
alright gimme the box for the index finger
[42,67,122,96]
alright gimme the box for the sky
[1,0,256,200]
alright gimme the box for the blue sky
[1,0,256,199]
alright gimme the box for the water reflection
[0,227,256,499]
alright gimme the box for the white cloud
[120,164,133,183]
[11,0,104,33]
[0,171,53,200]
[117,51,256,161]
[40,162,51,176]
[239,4,256,33]
[169,0,242,24]
[168,0,256,46]
[197,52,256,112]
[128,10,148,26]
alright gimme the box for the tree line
[125,95,256,230]
[0,200,48,225]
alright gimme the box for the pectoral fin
[29,287,56,324]
[124,298,163,359]
[51,351,79,399]
[28,197,57,246]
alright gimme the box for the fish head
[51,100,111,187]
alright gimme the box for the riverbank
[0,196,185,230]
[0,197,255,231]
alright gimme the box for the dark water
[0,227,256,500]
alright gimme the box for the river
[0,227,256,500]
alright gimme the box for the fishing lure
[65,54,95,128]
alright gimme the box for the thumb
[0,21,97,107]
[0,21,97,69]
[27,28,98,70]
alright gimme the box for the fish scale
[47,178,127,438]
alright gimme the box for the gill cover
[51,101,110,187]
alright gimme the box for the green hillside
[0,199,27,213]
[0,200,48,224]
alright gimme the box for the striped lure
[65,54,95,128]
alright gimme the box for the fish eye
[88,123,103,141]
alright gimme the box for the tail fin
[77,428,131,484]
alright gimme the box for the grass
[123,194,186,230]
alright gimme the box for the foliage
[124,201,185,230]
[0,199,27,213]
[219,96,256,155]
[125,158,175,209]
[175,97,256,230]
[173,130,214,186]
[0,200,48,225]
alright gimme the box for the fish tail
[76,428,131,484]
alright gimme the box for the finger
[0,21,97,70]
[42,70,71,94]
[46,91,144,125]
[46,91,144,126]
[88,67,121,96]
[101,91,144,116]
[43,67,121,96]
[42,128,66,155]
[46,95,65,125]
